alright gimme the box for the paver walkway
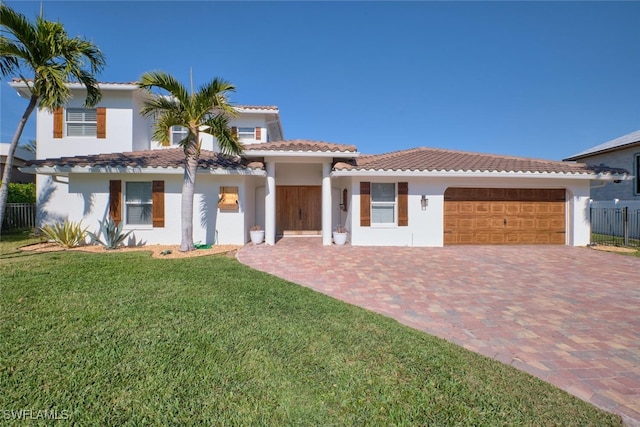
[237,238,640,426]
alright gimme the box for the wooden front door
[444,188,566,245]
[276,186,322,235]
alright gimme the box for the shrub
[39,220,88,248]
[6,182,36,203]
[87,217,133,250]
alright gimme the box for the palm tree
[0,4,105,226]
[138,71,242,252]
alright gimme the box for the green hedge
[4,182,36,203]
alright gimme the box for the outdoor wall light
[420,195,428,210]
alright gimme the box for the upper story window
[171,126,188,145]
[66,109,97,137]
[371,183,396,224]
[238,127,256,140]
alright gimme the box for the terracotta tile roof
[11,78,139,86]
[235,105,279,111]
[333,147,628,175]
[244,139,357,153]
[26,148,263,171]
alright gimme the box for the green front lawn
[0,234,621,425]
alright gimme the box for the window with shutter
[371,183,395,224]
[66,108,97,136]
[360,182,371,227]
[109,180,122,225]
[152,181,165,227]
[53,108,63,138]
[398,182,408,226]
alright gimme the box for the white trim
[265,162,276,245]
[21,166,266,176]
[322,162,332,245]
[331,169,630,180]
[246,151,358,159]
[234,107,280,114]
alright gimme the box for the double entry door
[276,186,322,235]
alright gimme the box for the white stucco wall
[275,163,322,185]
[345,176,593,247]
[37,172,251,246]
[37,90,137,159]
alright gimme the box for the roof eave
[244,150,359,159]
[20,165,266,176]
[330,169,620,179]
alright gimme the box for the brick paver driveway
[237,239,640,425]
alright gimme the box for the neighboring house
[564,129,640,201]
[12,79,627,247]
[1,143,35,183]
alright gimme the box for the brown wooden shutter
[152,180,165,227]
[398,182,408,226]
[360,182,371,227]
[53,107,63,138]
[109,180,122,225]
[255,127,262,140]
[96,107,106,138]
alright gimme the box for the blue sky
[1,1,639,160]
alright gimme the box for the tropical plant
[6,182,36,203]
[87,217,134,250]
[0,4,106,226]
[19,139,37,154]
[138,71,242,251]
[40,219,88,248]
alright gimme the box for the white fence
[1,203,36,232]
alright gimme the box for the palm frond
[203,114,244,156]
[139,71,190,106]
[151,112,184,146]
[1,4,105,109]
[140,95,183,118]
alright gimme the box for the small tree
[0,4,106,225]
[138,71,243,251]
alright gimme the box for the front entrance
[276,186,322,235]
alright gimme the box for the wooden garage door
[444,188,566,245]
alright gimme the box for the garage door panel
[475,203,489,213]
[444,187,566,245]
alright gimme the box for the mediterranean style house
[12,80,629,247]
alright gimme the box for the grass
[0,232,622,426]
[592,233,640,257]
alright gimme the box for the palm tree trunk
[0,94,38,226]
[179,136,199,252]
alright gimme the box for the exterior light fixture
[421,195,428,210]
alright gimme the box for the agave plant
[39,220,88,248]
[87,217,134,250]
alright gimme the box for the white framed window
[237,127,256,140]
[66,108,97,136]
[171,126,188,145]
[371,183,396,224]
[125,182,152,225]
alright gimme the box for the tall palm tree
[138,71,242,252]
[0,4,105,226]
